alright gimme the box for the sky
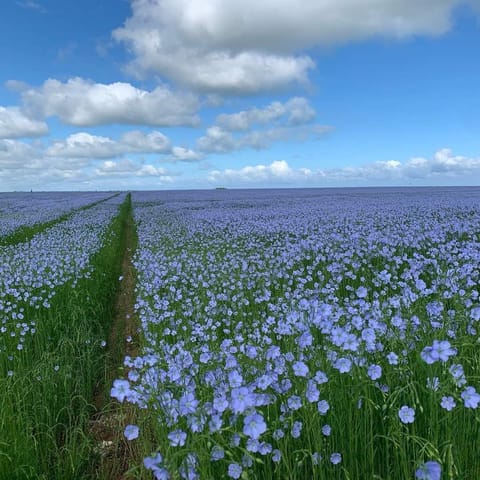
[1,0,480,191]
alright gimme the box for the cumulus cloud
[216,97,315,131]
[171,146,203,162]
[120,130,171,152]
[207,149,480,185]
[94,159,174,181]
[0,137,179,189]
[208,160,313,184]
[196,96,330,153]
[0,139,38,169]
[16,77,199,127]
[46,131,182,160]
[113,0,471,93]
[0,139,93,191]
[197,124,331,153]
[46,133,118,159]
[0,106,48,139]
[0,128,202,190]
[197,126,236,153]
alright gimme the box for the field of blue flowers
[1,188,479,479]
[114,188,480,480]
[0,191,114,239]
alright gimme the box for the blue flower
[461,386,480,408]
[144,452,163,470]
[334,357,352,373]
[449,363,466,387]
[246,438,260,453]
[227,463,242,479]
[305,380,320,403]
[210,445,224,461]
[330,452,342,464]
[367,364,382,380]
[231,386,256,414]
[124,424,139,440]
[420,346,436,365]
[314,370,329,384]
[292,360,309,377]
[272,428,284,440]
[143,453,168,479]
[272,449,281,463]
[179,391,198,416]
[291,421,303,439]
[356,286,368,298]
[431,340,457,362]
[398,405,415,424]
[386,352,399,365]
[287,395,302,411]
[110,379,130,403]
[440,396,456,411]
[168,429,187,447]
[243,412,267,439]
[242,453,254,467]
[317,399,330,415]
[415,461,441,480]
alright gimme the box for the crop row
[0,193,128,479]
[0,191,115,240]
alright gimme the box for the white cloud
[0,139,92,190]
[120,130,171,153]
[197,126,236,153]
[94,159,173,180]
[46,133,119,158]
[197,124,331,153]
[0,138,177,189]
[46,131,176,159]
[0,106,48,139]
[0,127,204,189]
[17,77,199,127]
[0,139,38,169]
[208,160,312,184]
[171,146,203,162]
[113,0,471,93]
[197,97,329,153]
[216,97,315,131]
[207,149,480,185]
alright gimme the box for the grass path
[89,194,140,479]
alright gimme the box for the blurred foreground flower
[415,461,441,480]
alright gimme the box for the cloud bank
[208,149,480,185]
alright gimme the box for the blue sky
[1,0,479,191]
